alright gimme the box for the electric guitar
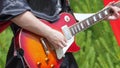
[15,1,120,68]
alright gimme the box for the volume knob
[37,62,41,67]
[50,64,54,68]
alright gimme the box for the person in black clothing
[0,0,120,68]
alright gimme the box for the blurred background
[1,0,120,68]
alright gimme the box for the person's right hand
[11,11,67,49]
[45,29,67,49]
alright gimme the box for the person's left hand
[106,1,120,20]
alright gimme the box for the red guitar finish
[14,1,120,67]
[15,12,80,68]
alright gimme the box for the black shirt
[0,0,70,34]
[0,0,67,22]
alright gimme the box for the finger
[53,43,59,49]
[103,1,115,10]
[64,37,67,43]
[108,16,117,20]
[116,7,120,16]
[61,40,67,47]
[107,1,115,7]
[57,42,64,49]
[115,12,120,18]
[111,6,120,17]
[114,1,120,6]
[109,1,115,5]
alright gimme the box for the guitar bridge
[40,38,50,54]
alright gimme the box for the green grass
[70,0,120,68]
[1,0,120,68]
[0,27,13,68]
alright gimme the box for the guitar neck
[69,2,120,36]
[69,7,112,36]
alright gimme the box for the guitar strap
[6,38,27,68]
[14,37,27,68]
[62,0,78,21]
[62,0,73,13]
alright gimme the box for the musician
[0,0,120,68]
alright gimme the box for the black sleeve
[0,0,32,22]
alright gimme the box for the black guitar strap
[63,0,78,21]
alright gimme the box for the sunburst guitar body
[15,12,80,68]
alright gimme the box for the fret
[98,13,102,19]
[80,23,84,29]
[86,20,90,26]
[84,16,97,28]
[74,25,78,33]
[87,18,92,25]
[93,16,97,22]
[76,24,81,31]
[70,27,75,35]
[92,17,96,24]
[104,9,108,15]
[95,13,100,21]
[83,21,88,29]
[101,10,106,19]
[78,23,82,30]
[89,17,94,24]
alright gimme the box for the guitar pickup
[61,25,72,40]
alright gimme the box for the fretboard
[69,1,120,36]
[69,7,111,36]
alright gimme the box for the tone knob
[37,62,41,67]
[51,64,54,68]
[45,57,49,62]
